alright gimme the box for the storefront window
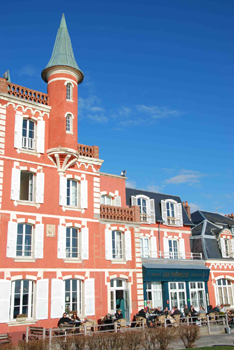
[169,282,186,311]
[146,282,162,308]
[189,282,206,311]
[216,279,233,306]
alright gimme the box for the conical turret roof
[41,14,84,83]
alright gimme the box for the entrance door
[110,279,130,323]
[169,282,186,312]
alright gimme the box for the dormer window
[131,195,155,224]
[167,202,176,225]
[66,83,72,100]
[161,200,183,226]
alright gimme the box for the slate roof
[191,210,234,227]
[126,188,193,226]
[42,14,84,83]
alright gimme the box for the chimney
[226,213,234,220]
[183,200,191,220]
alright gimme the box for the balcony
[77,144,99,159]
[3,81,49,105]
[141,250,202,260]
[100,204,140,222]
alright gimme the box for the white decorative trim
[26,275,37,281]
[11,275,23,281]
[75,275,85,280]
[62,275,73,280]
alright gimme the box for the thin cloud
[147,185,161,193]
[165,170,206,186]
[19,65,37,77]
[136,105,180,119]
[79,95,108,123]
[126,181,137,189]
[190,203,200,213]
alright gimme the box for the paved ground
[171,332,234,349]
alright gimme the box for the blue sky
[0,0,233,215]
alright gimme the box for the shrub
[56,336,74,350]
[142,327,177,350]
[121,330,144,350]
[18,339,49,350]
[0,344,15,350]
[178,325,200,348]
[85,333,104,350]
[72,334,86,350]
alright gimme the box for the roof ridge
[126,187,181,199]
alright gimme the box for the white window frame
[22,119,36,151]
[65,113,73,134]
[169,282,187,311]
[101,195,112,205]
[189,282,206,311]
[66,227,80,259]
[64,279,82,314]
[16,223,33,258]
[20,171,35,202]
[137,196,148,222]
[168,239,178,259]
[167,202,176,225]
[146,282,163,309]
[112,231,124,259]
[140,237,150,258]
[66,82,73,101]
[67,179,79,207]
[10,280,34,320]
[216,278,234,306]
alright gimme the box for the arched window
[66,227,80,258]
[10,279,34,319]
[216,279,234,305]
[65,279,82,313]
[66,114,72,133]
[66,83,72,100]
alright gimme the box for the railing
[7,82,48,105]
[100,205,140,222]
[141,250,202,260]
[22,136,36,150]
[77,144,99,159]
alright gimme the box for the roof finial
[60,13,67,29]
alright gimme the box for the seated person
[213,305,220,313]
[137,308,147,318]
[219,304,226,313]
[154,306,163,315]
[163,306,170,316]
[58,312,71,327]
[184,304,190,317]
[172,306,181,316]
[70,311,81,326]
[115,309,123,320]
[190,305,199,323]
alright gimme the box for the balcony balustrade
[6,82,48,105]
[100,204,140,222]
[141,250,202,260]
[77,144,99,159]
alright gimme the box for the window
[140,237,149,258]
[65,279,82,314]
[101,195,112,205]
[138,197,148,222]
[10,280,34,319]
[190,282,206,310]
[216,279,234,305]
[220,237,234,258]
[20,171,34,201]
[112,231,123,259]
[22,119,35,150]
[169,282,186,311]
[16,224,33,257]
[168,239,178,259]
[66,114,72,133]
[224,239,230,257]
[67,179,79,207]
[131,195,155,224]
[66,227,79,258]
[167,202,176,225]
[146,282,163,309]
[66,83,72,100]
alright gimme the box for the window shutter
[163,236,169,258]
[37,120,45,153]
[35,224,44,259]
[36,279,48,320]
[58,225,66,259]
[59,176,67,206]
[51,279,64,318]
[14,113,22,149]
[0,280,11,322]
[125,230,132,261]
[81,228,89,260]
[85,278,95,316]
[161,200,167,225]
[114,196,121,207]
[11,168,20,200]
[7,221,17,258]
[131,196,137,206]
[36,172,44,204]
[179,239,185,259]
[151,236,157,258]
[230,239,234,258]
[80,179,88,209]
[219,238,226,257]
[149,199,156,224]
[105,229,112,260]
[177,203,183,226]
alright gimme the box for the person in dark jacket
[115,309,123,320]
[138,308,147,318]
[58,313,71,327]
[173,307,181,316]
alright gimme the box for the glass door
[169,282,186,312]
[110,279,130,323]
